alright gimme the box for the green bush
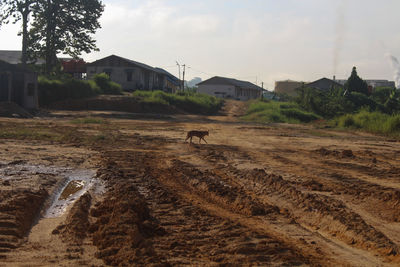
[383,116,400,133]
[38,73,124,106]
[242,100,320,124]
[338,114,357,128]
[336,110,400,137]
[38,76,98,106]
[93,73,122,95]
[280,108,320,123]
[132,90,223,115]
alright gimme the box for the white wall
[235,87,261,101]
[198,84,261,101]
[23,72,38,109]
[87,66,145,91]
[197,84,235,98]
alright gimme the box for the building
[86,55,180,92]
[0,50,45,65]
[0,60,38,109]
[197,76,262,100]
[154,68,181,93]
[262,90,276,100]
[274,80,304,96]
[0,50,86,79]
[305,78,344,91]
[60,58,87,79]
[336,79,396,89]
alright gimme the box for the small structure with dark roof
[305,78,343,91]
[274,79,304,96]
[86,55,180,92]
[60,58,87,79]
[0,50,45,65]
[0,60,38,109]
[197,76,262,100]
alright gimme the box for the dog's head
[205,130,209,136]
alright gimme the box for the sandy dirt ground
[1,100,400,266]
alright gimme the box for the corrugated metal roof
[88,55,179,81]
[0,50,45,65]
[87,55,156,72]
[155,67,180,85]
[0,60,32,72]
[197,76,263,91]
[306,77,343,88]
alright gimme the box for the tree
[29,0,104,73]
[345,66,369,95]
[0,0,36,65]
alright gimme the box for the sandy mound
[0,102,33,118]
[53,193,92,243]
[89,179,165,266]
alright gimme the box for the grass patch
[132,90,223,115]
[334,110,400,137]
[70,117,107,124]
[0,128,59,140]
[0,122,119,145]
[242,100,321,123]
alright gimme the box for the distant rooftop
[0,50,45,65]
[197,76,263,91]
[275,79,303,83]
[88,55,179,81]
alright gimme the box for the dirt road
[1,100,400,266]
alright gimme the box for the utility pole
[176,61,181,91]
[261,82,264,99]
[182,64,186,92]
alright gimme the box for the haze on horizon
[0,0,399,90]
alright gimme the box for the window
[126,71,133,82]
[27,83,35,96]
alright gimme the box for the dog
[185,130,209,144]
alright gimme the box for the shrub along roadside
[241,100,321,124]
[38,73,122,107]
[132,90,223,115]
[335,110,400,137]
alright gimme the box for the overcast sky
[1,0,400,89]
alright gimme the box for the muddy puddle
[0,161,104,218]
[44,169,103,218]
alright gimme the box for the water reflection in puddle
[44,169,102,218]
[59,180,85,200]
[0,162,104,218]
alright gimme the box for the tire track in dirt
[258,147,400,224]
[90,134,317,266]
[0,189,49,258]
[168,141,400,265]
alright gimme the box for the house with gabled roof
[305,77,343,91]
[0,60,38,109]
[197,76,262,100]
[0,50,45,65]
[86,55,180,92]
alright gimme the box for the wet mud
[1,102,400,266]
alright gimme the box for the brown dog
[185,130,209,144]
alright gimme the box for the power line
[159,65,177,69]
[186,66,217,77]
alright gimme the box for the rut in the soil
[268,146,400,223]
[175,141,400,262]
[0,189,48,258]
[89,146,316,266]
